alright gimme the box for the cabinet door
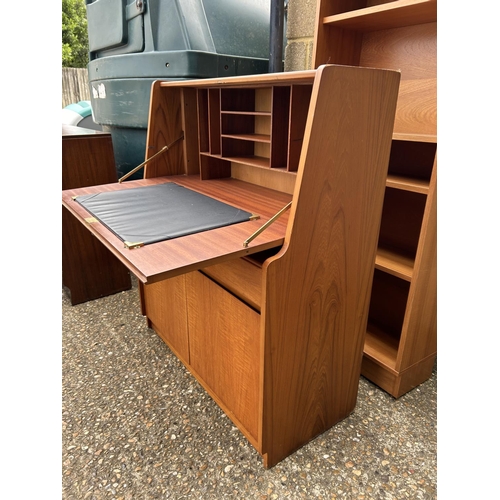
[142,275,190,363]
[187,271,261,446]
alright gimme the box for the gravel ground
[62,276,437,499]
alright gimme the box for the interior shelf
[364,323,399,370]
[386,174,429,194]
[200,152,271,170]
[228,156,276,169]
[367,269,409,357]
[221,133,271,143]
[323,0,437,32]
[222,111,272,117]
[375,247,414,281]
[392,132,436,143]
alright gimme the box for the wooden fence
[62,67,90,108]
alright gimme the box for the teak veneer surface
[259,64,400,466]
[323,0,437,31]
[62,125,131,304]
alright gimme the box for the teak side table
[62,125,132,305]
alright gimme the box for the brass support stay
[243,201,292,248]
[118,133,185,183]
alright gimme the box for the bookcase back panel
[368,268,410,339]
[378,188,427,259]
[388,140,436,181]
[360,22,436,135]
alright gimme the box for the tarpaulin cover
[75,182,253,246]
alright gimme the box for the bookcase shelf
[375,247,414,281]
[364,323,400,371]
[314,0,437,397]
[323,0,437,32]
[386,174,429,194]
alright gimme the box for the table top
[62,124,109,138]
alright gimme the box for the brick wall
[285,0,318,71]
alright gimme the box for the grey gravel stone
[62,276,436,499]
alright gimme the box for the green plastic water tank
[86,0,271,180]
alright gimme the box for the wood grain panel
[261,65,400,467]
[230,162,296,194]
[187,272,261,444]
[288,85,313,172]
[392,78,436,135]
[181,87,201,175]
[197,89,209,153]
[359,23,436,80]
[202,258,263,311]
[270,86,290,169]
[313,0,364,66]
[143,275,190,363]
[62,126,131,304]
[360,22,436,135]
[314,25,363,67]
[396,159,437,370]
[144,83,184,178]
[208,89,221,155]
[394,355,435,396]
[62,207,131,305]
[62,127,118,189]
[200,154,231,180]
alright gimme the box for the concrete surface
[62,276,437,499]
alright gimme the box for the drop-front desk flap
[62,69,322,285]
[62,174,292,284]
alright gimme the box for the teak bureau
[62,65,400,467]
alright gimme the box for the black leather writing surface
[75,182,253,245]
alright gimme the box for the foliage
[62,0,89,68]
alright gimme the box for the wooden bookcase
[313,0,437,397]
[62,66,400,466]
